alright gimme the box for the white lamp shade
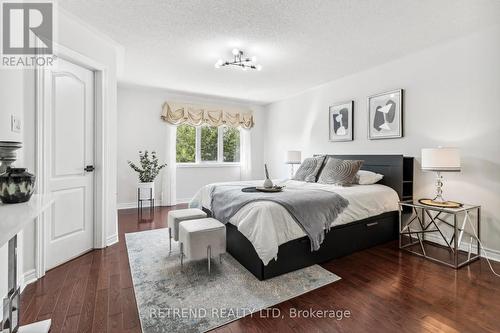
[421,147,461,172]
[285,150,301,164]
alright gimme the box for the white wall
[263,25,500,254]
[0,70,26,313]
[0,8,120,304]
[117,84,265,207]
[0,72,24,142]
[176,166,243,203]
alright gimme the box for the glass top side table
[398,201,481,269]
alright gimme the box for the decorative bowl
[0,167,36,204]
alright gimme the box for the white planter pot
[138,182,155,200]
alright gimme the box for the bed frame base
[226,211,398,280]
[223,154,413,280]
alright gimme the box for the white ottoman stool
[167,208,207,252]
[178,218,226,274]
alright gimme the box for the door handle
[84,165,95,172]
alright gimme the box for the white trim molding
[34,42,110,279]
[176,198,191,205]
[116,202,152,210]
[106,234,119,247]
[21,269,37,291]
[117,201,185,210]
[485,248,500,263]
[34,63,47,279]
[117,202,138,210]
[424,233,500,263]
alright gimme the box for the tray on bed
[241,186,284,193]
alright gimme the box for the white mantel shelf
[0,194,54,333]
[0,194,54,247]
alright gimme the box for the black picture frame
[329,100,354,142]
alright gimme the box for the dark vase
[0,167,36,204]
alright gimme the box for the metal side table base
[399,201,481,269]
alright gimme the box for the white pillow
[355,170,384,185]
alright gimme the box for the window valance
[161,102,254,129]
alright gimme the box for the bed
[190,155,414,280]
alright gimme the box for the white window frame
[177,125,241,167]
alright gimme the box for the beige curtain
[161,102,254,129]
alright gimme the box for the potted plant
[128,151,167,200]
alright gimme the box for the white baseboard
[21,269,37,291]
[423,233,500,263]
[117,201,156,209]
[117,200,189,209]
[1,269,38,322]
[117,202,137,210]
[106,234,119,246]
[485,247,500,262]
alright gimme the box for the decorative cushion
[293,156,326,182]
[317,158,363,186]
[179,218,226,260]
[167,208,207,241]
[354,170,384,185]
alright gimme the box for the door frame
[35,43,109,277]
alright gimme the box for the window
[200,126,218,162]
[223,126,240,162]
[176,124,241,164]
[176,124,196,163]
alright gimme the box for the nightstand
[398,201,481,269]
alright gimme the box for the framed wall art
[329,101,353,142]
[368,89,403,139]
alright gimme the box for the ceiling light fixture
[214,49,262,71]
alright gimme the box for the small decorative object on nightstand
[399,201,480,269]
[420,147,461,207]
[284,150,301,179]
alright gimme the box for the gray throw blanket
[211,185,349,251]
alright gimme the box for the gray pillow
[317,158,364,186]
[293,156,326,182]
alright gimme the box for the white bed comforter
[189,179,399,265]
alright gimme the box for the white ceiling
[58,0,500,104]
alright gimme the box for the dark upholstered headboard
[316,155,413,200]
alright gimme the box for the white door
[44,58,95,270]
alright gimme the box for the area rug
[125,228,340,333]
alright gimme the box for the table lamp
[285,151,301,178]
[421,147,461,206]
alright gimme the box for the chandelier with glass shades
[214,49,262,71]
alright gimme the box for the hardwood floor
[20,206,500,333]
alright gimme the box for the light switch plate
[11,115,21,133]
